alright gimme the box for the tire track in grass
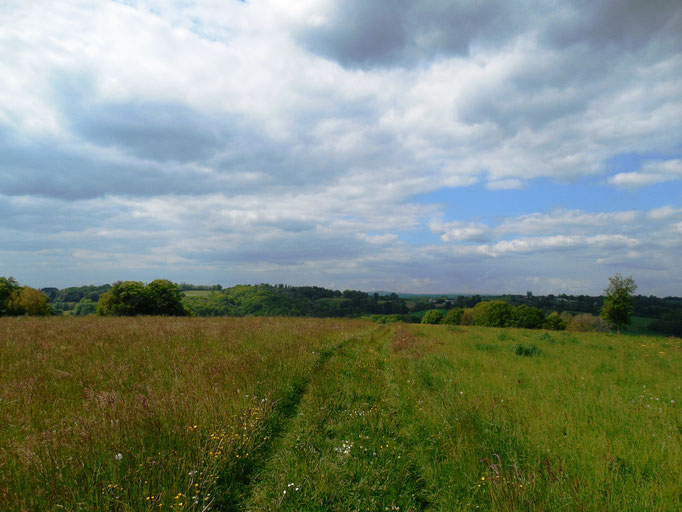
[243,325,431,511]
[209,331,363,511]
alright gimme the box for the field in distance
[1,317,680,511]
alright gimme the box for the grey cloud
[181,233,369,267]
[70,101,231,163]
[544,0,682,52]
[0,130,218,200]
[296,0,515,68]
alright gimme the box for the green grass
[182,290,215,297]
[1,318,680,511]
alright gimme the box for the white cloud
[429,219,489,242]
[1,1,681,294]
[485,179,525,190]
[608,159,682,188]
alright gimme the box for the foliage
[0,276,21,315]
[600,274,637,334]
[8,287,52,316]
[96,280,188,316]
[543,312,567,330]
[181,284,408,318]
[1,277,52,316]
[73,298,97,316]
[568,313,610,332]
[460,307,475,325]
[472,300,513,327]
[442,307,464,325]
[421,309,445,324]
[509,304,545,329]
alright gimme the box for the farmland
[1,318,680,511]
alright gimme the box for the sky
[1,0,681,295]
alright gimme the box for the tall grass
[1,318,680,510]
[0,317,368,511]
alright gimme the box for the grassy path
[244,325,433,511]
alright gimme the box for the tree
[0,277,20,315]
[8,287,52,316]
[600,274,637,334]
[509,304,545,329]
[443,307,464,325]
[146,279,187,316]
[421,309,444,324]
[472,301,513,327]
[97,280,188,316]
[73,298,97,316]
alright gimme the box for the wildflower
[115,453,123,461]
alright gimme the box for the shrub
[443,308,464,325]
[73,298,97,316]
[8,287,52,316]
[544,312,567,330]
[567,313,609,332]
[472,301,512,327]
[509,305,545,329]
[421,309,444,324]
[460,308,475,325]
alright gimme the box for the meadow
[0,318,680,511]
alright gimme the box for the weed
[515,343,541,356]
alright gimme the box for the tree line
[1,275,680,337]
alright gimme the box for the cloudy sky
[1,0,681,295]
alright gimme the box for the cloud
[486,179,525,190]
[429,219,489,242]
[608,159,682,188]
[1,1,681,294]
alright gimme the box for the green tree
[543,312,567,331]
[0,277,21,315]
[421,309,444,324]
[442,307,464,325]
[73,298,97,316]
[472,301,513,327]
[96,281,148,316]
[146,279,187,316]
[600,274,637,334]
[509,305,545,329]
[97,280,188,316]
[8,287,52,316]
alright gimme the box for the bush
[460,308,475,325]
[421,309,444,324]
[8,287,52,316]
[544,312,567,330]
[472,301,513,327]
[567,313,609,332]
[0,276,21,316]
[509,305,545,329]
[73,298,97,316]
[1,278,52,316]
[443,308,464,325]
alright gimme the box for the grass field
[1,318,680,511]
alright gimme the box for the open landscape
[2,317,679,511]
[3,1,682,510]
